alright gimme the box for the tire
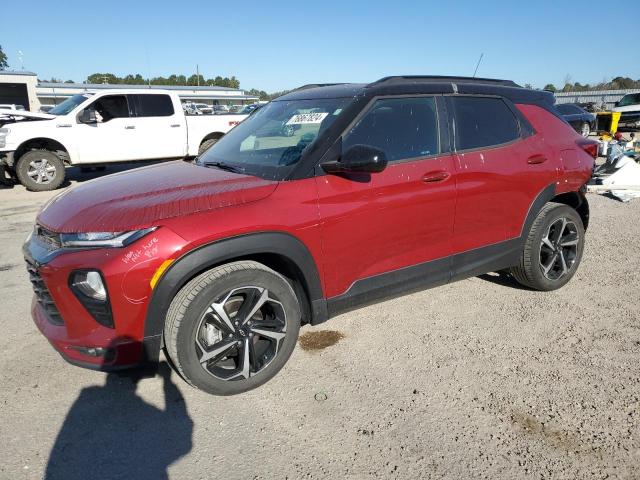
[510,202,585,291]
[198,138,219,155]
[164,260,301,395]
[580,122,590,137]
[16,150,65,191]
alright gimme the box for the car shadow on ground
[477,271,533,291]
[45,360,193,480]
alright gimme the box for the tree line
[543,76,640,93]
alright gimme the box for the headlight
[59,227,156,248]
[0,128,9,148]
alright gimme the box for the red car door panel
[316,155,456,298]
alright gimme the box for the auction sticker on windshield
[286,112,328,125]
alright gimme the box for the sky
[2,0,638,92]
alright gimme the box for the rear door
[448,95,555,255]
[316,96,457,301]
[129,93,186,159]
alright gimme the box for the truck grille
[26,261,63,326]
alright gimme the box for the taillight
[576,138,599,159]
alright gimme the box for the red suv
[24,76,596,395]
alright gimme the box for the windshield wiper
[202,161,245,174]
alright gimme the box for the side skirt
[327,237,521,319]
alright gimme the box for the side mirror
[78,108,97,124]
[614,101,620,107]
[321,144,388,174]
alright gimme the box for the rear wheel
[510,203,584,291]
[16,150,65,191]
[580,122,590,137]
[164,261,301,395]
[198,137,219,155]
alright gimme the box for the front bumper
[24,226,187,370]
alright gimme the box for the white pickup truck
[0,89,247,191]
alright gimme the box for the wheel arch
[200,131,225,146]
[14,137,71,166]
[551,190,590,231]
[142,232,327,361]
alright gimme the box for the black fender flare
[141,232,326,360]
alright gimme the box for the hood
[37,161,278,233]
[613,105,640,113]
[0,109,55,122]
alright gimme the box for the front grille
[26,261,64,326]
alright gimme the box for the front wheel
[16,150,65,191]
[164,261,301,395]
[510,203,585,291]
[198,138,218,155]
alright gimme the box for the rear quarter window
[451,96,520,151]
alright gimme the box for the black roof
[276,76,554,110]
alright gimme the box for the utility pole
[196,64,200,86]
[17,50,24,70]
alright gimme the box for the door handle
[170,124,181,128]
[421,171,451,183]
[527,154,547,165]
[125,125,136,130]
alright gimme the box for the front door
[75,94,136,163]
[316,96,457,303]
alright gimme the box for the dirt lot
[0,164,639,479]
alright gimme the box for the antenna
[472,53,484,78]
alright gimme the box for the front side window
[199,97,349,177]
[343,97,439,161]
[451,96,520,151]
[132,94,174,117]
[90,95,130,122]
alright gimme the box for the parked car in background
[0,90,248,190]
[237,103,262,115]
[23,76,596,395]
[614,93,640,129]
[556,103,595,137]
[212,105,230,115]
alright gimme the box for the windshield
[48,94,92,116]
[618,94,640,107]
[198,98,350,178]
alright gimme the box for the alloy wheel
[539,217,579,281]
[27,158,56,184]
[581,122,590,137]
[195,286,287,381]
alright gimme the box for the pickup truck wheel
[510,203,584,291]
[198,138,218,155]
[16,150,65,191]
[164,260,301,396]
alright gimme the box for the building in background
[0,71,39,111]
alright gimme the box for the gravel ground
[0,164,639,479]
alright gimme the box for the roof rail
[292,83,349,92]
[369,75,520,88]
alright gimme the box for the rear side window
[133,94,174,117]
[343,97,439,161]
[451,96,519,151]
